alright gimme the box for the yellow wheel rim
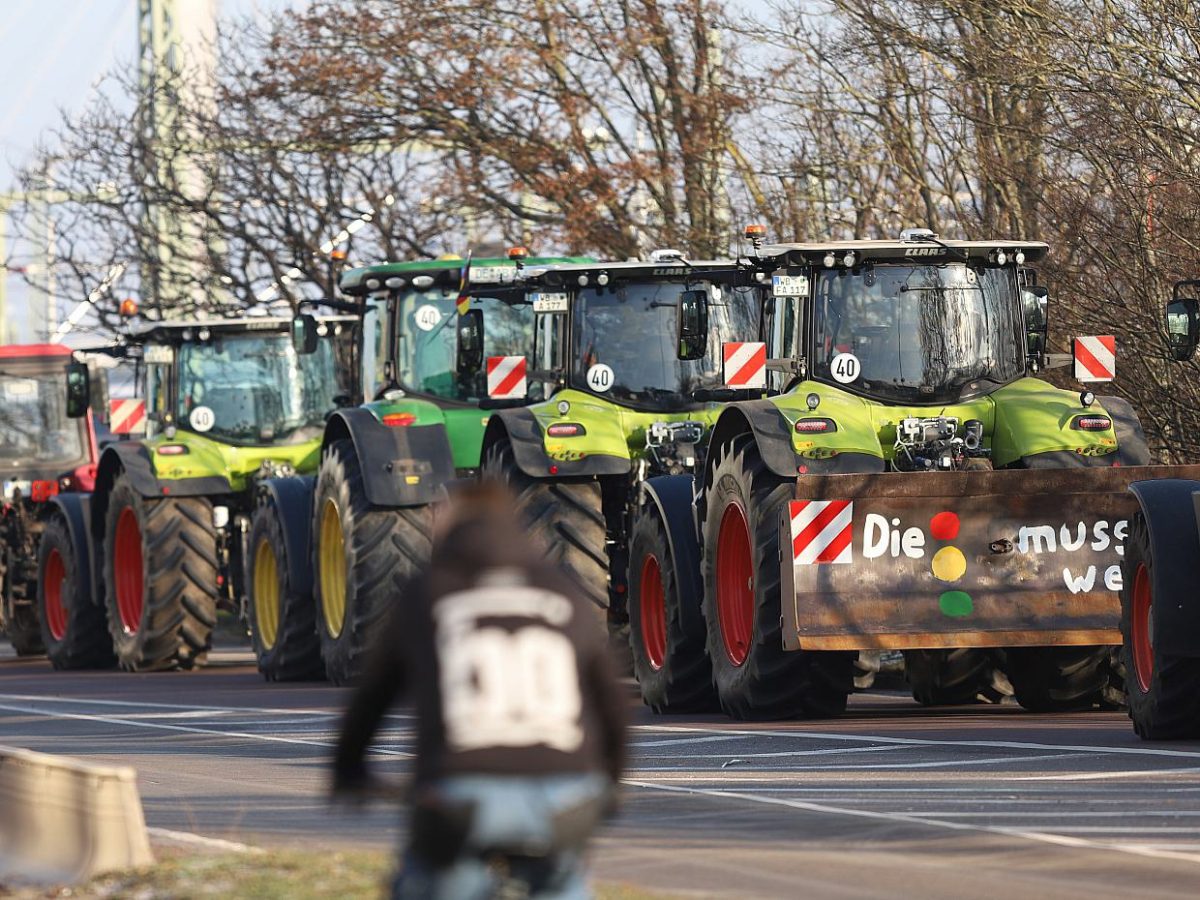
[319,498,347,638]
[253,537,280,651]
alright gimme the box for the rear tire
[627,509,715,712]
[313,440,432,685]
[103,474,219,671]
[1120,514,1200,738]
[1003,645,1116,712]
[904,648,1011,706]
[482,439,609,633]
[37,513,115,670]
[248,497,324,681]
[701,436,853,720]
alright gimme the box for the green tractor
[43,315,356,671]
[473,252,764,660]
[248,253,588,683]
[632,231,1176,719]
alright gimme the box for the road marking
[0,692,415,720]
[0,702,412,758]
[1012,767,1200,781]
[632,723,1200,761]
[623,779,1200,865]
[627,753,1086,773]
[634,745,904,760]
[146,827,262,854]
[906,810,1200,818]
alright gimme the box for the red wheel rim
[716,502,754,666]
[639,553,667,670]
[114,507,145,634]
[43,548,67,641]
[1131,562,1155,693]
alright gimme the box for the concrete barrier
[0,745,154,883]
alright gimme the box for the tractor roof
[760,238,1049,267]
[485,256,753,293]
[127,315,354,344]
[0,343,73,360]
[340,256,593,295]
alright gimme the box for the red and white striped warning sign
[486,356,527,399]
[1074,335,1116,383]
[789,499,853,565]
[109,399,146,435]
[722,342,767,389]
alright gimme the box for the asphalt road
[4,646,1200,898]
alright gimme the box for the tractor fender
[704,402,884,489]
[639,475,703,621]
[1128,478,1200,657]
[1096,395,1152,466]
[323,407,455,507]
[257,476,316,596]
[96,442,232,507]
[44,493,98,608]
[483,408,631,479]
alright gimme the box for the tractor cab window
[175,332,345,445]
[570,280,760,410]
[812,264,1024,403]
[0,367,86,466]
[767,294,802,392]
[393,288,534,403]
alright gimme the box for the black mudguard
[258,476,316,596]
[640,475,704,619]
[45,493,99,609]
[705,402,885,486]
[1097,395,1152,466]
[484,408,630,479]
[325,407,456,507]
[96,442,231,501]
[1129,478,1200,658]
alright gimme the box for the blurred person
[333,482,627,899]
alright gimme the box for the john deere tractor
[473,253,764,662]
[43,315,356,671]
[630,231,1186,720]
[248,254,587,684]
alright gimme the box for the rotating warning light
[119,298,139,318]
[744,223,767,240]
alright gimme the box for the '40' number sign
[830,352,861,384]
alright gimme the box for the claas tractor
[631,229,1200,719]
[1120,279,1200,739]
[0,343,101,657]
[248,253,588,684]
[473,252,764,661]
[42,315,356,672]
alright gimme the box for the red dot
[929,511,959,541]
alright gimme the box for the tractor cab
[757,233,1049,404]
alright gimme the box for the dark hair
[430,481,536,569]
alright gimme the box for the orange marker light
[119,298,139,318]
[507,246,529,261]
[744,224,767,239]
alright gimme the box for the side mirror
[1166,282,1200,362]
[677,289,709,361]
[65,361,90,419]
[457,309,484,372]
[291,314,319,355]
[1021,285,1049,360]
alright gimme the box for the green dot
[938,591,973,618]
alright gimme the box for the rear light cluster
[1071,415,1112,431]
[156,444,189,456]
[546,423,586,437]
[382,412,417,427]
[794,417,837,434]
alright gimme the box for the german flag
[456,249,473,316]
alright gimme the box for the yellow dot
[931,546,967,582]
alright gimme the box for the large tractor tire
[313,440,432,685]
[1003,645,1116,712]
[103,474,219,671]
[481,439,609,633]
[903,648,1011,706]
[37,513,115,670]
[701,436,854,720]
[627,509,715,713]
[1120,514,1200,738]
[247,498,323,682]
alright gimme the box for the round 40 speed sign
[830,352,861,384]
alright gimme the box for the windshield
[395,288,534,403]
[570,281,761,408]
[176,332,345,445]
[813,264,1024,402]
[0,368,86,466]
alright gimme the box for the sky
[0,0,290,343]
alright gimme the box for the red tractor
[0,344,102,658]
